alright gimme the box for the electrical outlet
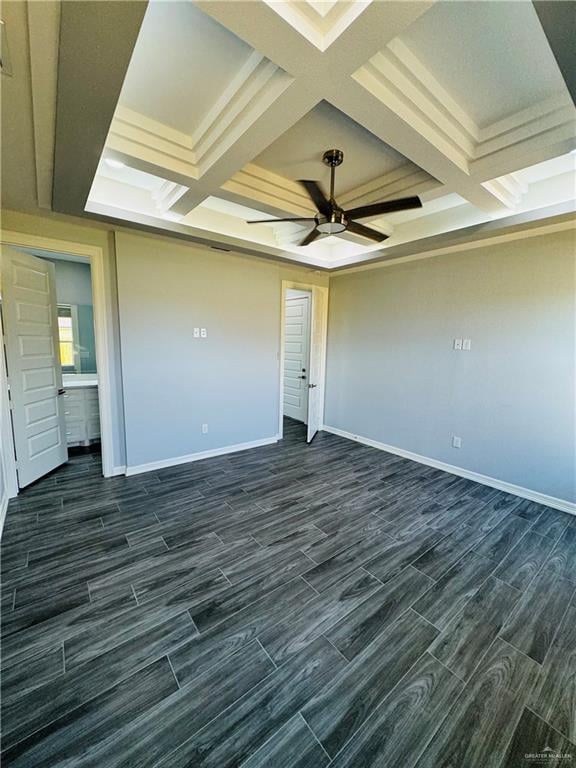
[193,327,200,338]
[200,328,207,338]
[463,338,472,351]
[202,424,208,434]
[452,435,462,449]
[453,338,463,350]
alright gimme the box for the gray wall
[115,232,325,469]
[325,230,576,503]
[45,257,93,305]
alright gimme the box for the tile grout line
[320,633,351,666]
[255,637,278,670]
[218,568,233,586]
[427,647,467,685]
[166,654,181,689]
[524,704,576,749]
[187,612,200,635]
[497,634,543,667]
[359,565,385,586]
[409,606,443,632]
[131,584,140,607]
[299,711,333,763]
[300,574,321,595]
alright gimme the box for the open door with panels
[1,247,68,487]
[306,286,328,444]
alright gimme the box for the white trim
[322,425,576,516]
[279,281,329,440]
[1,231,117,480]
[333,217,575,275]
[125,436,278,476]
[0,491,8,540]
[111,465,127,477]
[0,309,19,499]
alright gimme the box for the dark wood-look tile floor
[1,419,575,767]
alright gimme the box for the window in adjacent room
[57,304,77,372]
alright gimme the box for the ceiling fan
[247,149,422,246]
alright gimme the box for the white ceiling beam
[93,0,574,266]
[188,0,509,216]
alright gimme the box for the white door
[1,247,68,487]
[283,294,311,423]
[307,288,327,444]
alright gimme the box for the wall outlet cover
[463,339,472,350]
[452,436,462,448]
[453,338,463,350]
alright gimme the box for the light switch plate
[463,338,472,351]
[452,436,462,449]
[454,338,463,350]
[193,328,200,338]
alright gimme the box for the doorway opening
[1,232,115,501]
[279,281,329,445]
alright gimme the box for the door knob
[57,388,66,395]
[299,375,307,379]
[308,383,317,389]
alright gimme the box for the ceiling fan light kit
[247,148,423,246]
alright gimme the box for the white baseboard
[125,436,279,477]
[108,465,127,477]
[322,425,576,516]
[0,491,8,540]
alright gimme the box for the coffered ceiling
[79,0,575,268]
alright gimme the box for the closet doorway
[279,281,329,444]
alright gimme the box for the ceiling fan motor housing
[323,149,344,167]
[316,209,347,234]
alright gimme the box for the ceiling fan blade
[345,196,422,220]
[247,217,316,224]
[346,221,389,243]
[298,180,331,216]
[298,228,321,247]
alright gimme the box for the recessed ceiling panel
[253,101,424,194]
[399,1,568,127]
[119,1,255,136]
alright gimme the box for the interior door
[1,247,68,487]
[306,288,327,444]
[283,294,311,423]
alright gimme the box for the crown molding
[222,161,439,221]
[263,0,373,52]
[108,107,199,180]
[222,163,316,217]
[338,164,440,209]
[331,203,575,273]
[106,53,292,182]
[354,39,576,179]
[481,174,527,209]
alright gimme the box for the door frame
[1,231,116,490]
[278,280,329,440]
